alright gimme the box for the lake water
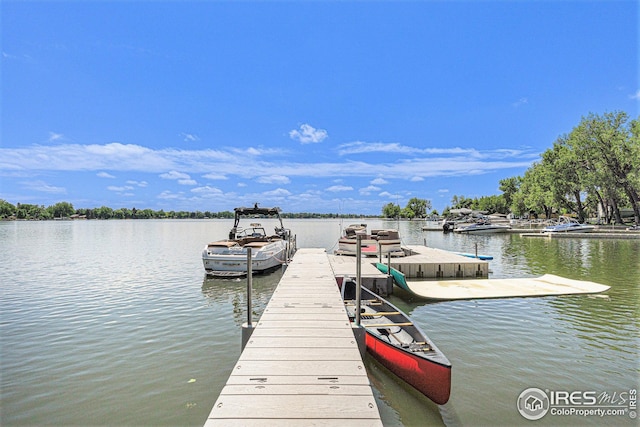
[1,219,638,426]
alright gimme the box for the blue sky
[1,1,637,215]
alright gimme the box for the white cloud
[410,176,424,182]
[370,178,388,185]
[160,170,191,180]
[245,147,262,156]
[326,185,353,192]
[263,188,291,197]
[48,132,64,142]
[158,190,184,200]
[257,175,290,184]
[97,172,115,178]
[512,97,528,107]
[0,142,535,189]
[107,185,134,192]
[191,186,224,195]
[337,141,480,157]
[126,180,148,187]
[378,191,400,198]
[178,179,197,185]
[22,180,66,194]
[202,173,228,180]
[2,142,175,172]
[630,90,640,100]
[289,124,328,144]
[181,133,200,142]
[359,185,381,195]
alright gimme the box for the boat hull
[202,241,287,272]
[365,332,451,405]
[543,226,595,233]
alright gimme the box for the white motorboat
[202,205,296,277]
[543,217,595,233]
[335,224,404,257]
[455,220,511,234]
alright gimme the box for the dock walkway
[204,248,382,427]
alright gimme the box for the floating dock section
[204,248,382,427]
[374,254,610,301]
[399,274,610,300]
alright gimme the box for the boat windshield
[236,226,267,238]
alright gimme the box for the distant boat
[202,204,296,277]
[340,278,451,405]
[543,217,595,233]
[454,221,511,234]
[335,224,404,257]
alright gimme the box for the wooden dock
[204,248,382,427]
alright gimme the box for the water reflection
[201,269,283,326]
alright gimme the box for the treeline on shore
[384,111,639,225]
[0,200,379,221]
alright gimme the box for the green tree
[517,162,554,218]
[47,202,75,218]
[450,195,473,209]
[382,203,401,218]
[95,206,114,219]
[0,199,16,218]
[472,195,508,214]
[542,136,589,221]
[499,177,521,209]
[569,111,639,224]
[405,197,430,219]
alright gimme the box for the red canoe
[341,279,452,405]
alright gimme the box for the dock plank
[230,360,366,376]
[249,328,356,338]
[239,346,362,361]
[218,384,377,395]
[245,336,357,348]
[208,395,379,420]
[224,375,372,386]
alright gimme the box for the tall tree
[499,177,520,208]
[405,197,430,219]
[517,162,554,218]
[542,136,588,221]
[48,202,75,218]
[382,203,401,218]
[570,111,639,224]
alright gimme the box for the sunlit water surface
[1,219,638,426]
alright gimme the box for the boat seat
[364,322,413,327]
[245,241,270,248]
[207,241,239,248]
